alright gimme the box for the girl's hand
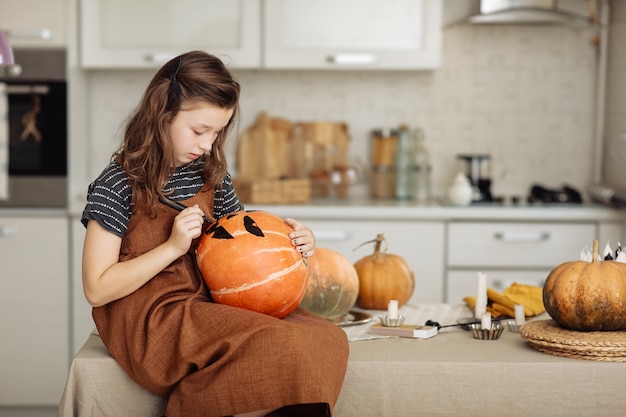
[168,204,205,255]
[284,217,316,257]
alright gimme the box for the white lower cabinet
[71,217,94,354]
[0,216,68,405]
[445,221,622,303]
[302,219,446,304]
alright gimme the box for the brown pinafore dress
[92,190,349,417]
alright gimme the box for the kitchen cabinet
[445,220,622,303]
[301,219,445,304]
[0,215,69,405]
[249,202,626,305]
[79,0,442,70]
[71,215,94,354]
[79,0,261,68]
[263,0,442,70]
[0,0,66,47]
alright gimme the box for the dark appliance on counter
[0,48,67,207]
[457,154,493,203]
[527,184,583,204]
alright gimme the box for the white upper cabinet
[0,0,66,47]
[263,0,442,70]
[80,0,261,68]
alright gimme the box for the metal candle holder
[379,315,406,327]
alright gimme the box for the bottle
[394,125,416,200]
[413,128,431,204]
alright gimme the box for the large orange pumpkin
[195,210,308,318]
[299,247,360,319]
[543,240,626,331]
[354,234,414,310]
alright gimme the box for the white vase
[447,172,473,206]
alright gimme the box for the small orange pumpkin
[299,247,360,319]
[354,234,415,310]
[543,240,626,331]
[196,210,308,318]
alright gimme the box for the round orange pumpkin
[195,210,308,318]
[543,240,626,331]
[299,247,360,319]
[354,234,415,310]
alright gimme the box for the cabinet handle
[326,53,378,65]
[313,230,351,242]
[6,84,50,95]
[493,231,550,242]
[144,53,176,64]
[0,225,19,237]
[6,29,53,41]
[491,280,504,290]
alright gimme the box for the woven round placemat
[519,320,626,362]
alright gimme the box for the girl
[81,50,349,417]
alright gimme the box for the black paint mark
[243,215,265,237]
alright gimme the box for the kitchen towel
[0,82,8,200]
[464,283,545,318]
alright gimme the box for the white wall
[82,14,603,202]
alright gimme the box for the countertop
[246,198,626,222]
[2,199,624,223]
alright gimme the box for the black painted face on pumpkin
[204,211,264,239]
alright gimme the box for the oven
[0,48,67,207]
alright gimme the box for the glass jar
[394,125,416,200]
[370,164,395,199]
[413,127,431,204]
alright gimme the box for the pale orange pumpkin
[195,210,308,318]
[543,240,626,331]
[299,247,360,319]
[354,234,415,310]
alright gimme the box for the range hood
[467,0,600,26]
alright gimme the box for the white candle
[515,304,526,325]
[481,312,491,330]
[388,300,399,320]
[475,272,487,319]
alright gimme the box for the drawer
[447,222,596,268]
[446,270,549,304]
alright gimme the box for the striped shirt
[81,159,243,237]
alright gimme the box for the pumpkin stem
[353,233,388,254]
[373,233,387,254]
[592,239,599,263]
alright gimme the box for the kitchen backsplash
[87,23,602,202]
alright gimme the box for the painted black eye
[243,215,265,237]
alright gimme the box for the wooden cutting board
[236,113,350,190]
[236,112,292,180]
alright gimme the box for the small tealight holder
[507,320,521,333]
[379,315,406,327]
[469,322,504,340]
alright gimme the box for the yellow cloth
[463,282,545,318]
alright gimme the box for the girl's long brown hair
[114,50,240,212]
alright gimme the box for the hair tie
[168,58,183,95]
